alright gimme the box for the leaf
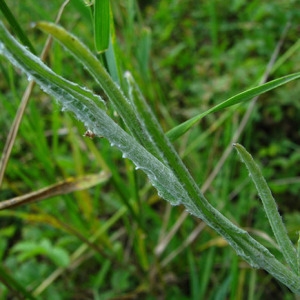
[167,72,300,141]
[94,0,110,52]
[0,0,36,54]
[46,246,70,267]
[0,172,110,210]
[136,27,152,79]
[233,143,297,273]
[12,239,70,267]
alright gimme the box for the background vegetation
[0,0,300,299]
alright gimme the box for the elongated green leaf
[167,72,300,141]
[233,143,297,273]
[94,0,110,52]
[103,5,121,85]
[0,0,36,54]
[104,32,120,85]
[137,27,152,79]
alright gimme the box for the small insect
[83,129,96,139]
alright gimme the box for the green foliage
[0,0,300,299]
[93,0,110,53]
[12,238,70,267]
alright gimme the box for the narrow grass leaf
[0,172,110,210]
[104,31,121,85]
[103,7,122,85]
[187,250,199,300]
[167,72,300,141]
[0,0,36,54]
[136,228,149,271]
[233,143,297,273]
[94,0,110,52]
[199,247,215,298]
[137,27,151,79]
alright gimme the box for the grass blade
[0,0,36,54]
[233,143,297,273]
[167,72,300,141]
[0,172,110,210]
[136,27,152,79]
[94,0,110,52]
